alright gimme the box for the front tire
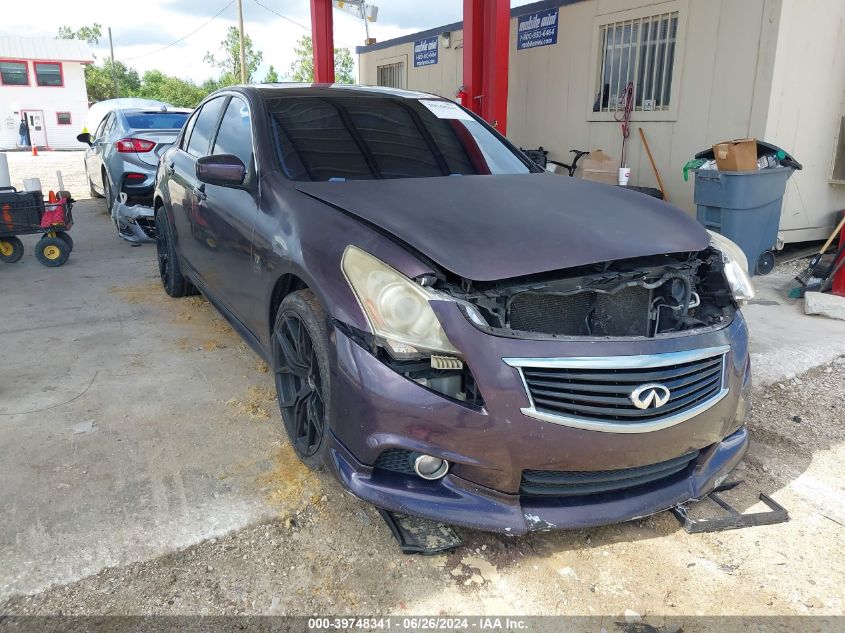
[273,290,331,470]
[35,236,70,267]
[88,170,103,198]
[155,207,195,297]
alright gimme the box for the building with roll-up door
[357,0,845,245]
[0,36,94,151]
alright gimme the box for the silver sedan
[78,107,191,241]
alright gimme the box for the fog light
[413,454,449,480]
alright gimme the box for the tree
[264,65,279,83]
[289,36,355,84]
[204,26,263,85]
[58,23,103,45]
[84,60,141,102]
[136,70,210,108]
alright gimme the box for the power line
[251,0,310,32]
[251,0,356,48]
[120,0,235,62]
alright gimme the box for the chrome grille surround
[503,346,730,433]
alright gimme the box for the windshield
[124,112,189,130]
[265,95,535,181]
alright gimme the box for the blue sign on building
[414,36,439,67]
[517,8,559,50]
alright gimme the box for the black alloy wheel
[155,207,194,297]
[273,290,330,469]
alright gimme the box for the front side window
[213,98,253,168]
[0,60,28,86]
[186,98,225,158]
[124,112,189,130]
[593,11,679,113]
[266,95,533,181]
[35,62,62,87]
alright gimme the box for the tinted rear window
[265,95,532,181]
[124,112,189,130]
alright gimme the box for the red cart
[0,187,74,267]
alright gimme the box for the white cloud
[1,0,542,83]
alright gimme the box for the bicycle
[521,147,590,177]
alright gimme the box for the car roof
[222,83,446,101]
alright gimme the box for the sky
[3,0,538,84]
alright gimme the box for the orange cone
[31,146,38,156]
[48,190,57,203]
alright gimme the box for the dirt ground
[4,353,844,618]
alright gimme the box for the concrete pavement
[1,199,844,603]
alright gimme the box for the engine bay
[434,248,738,339]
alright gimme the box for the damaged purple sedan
[154,85,755,535]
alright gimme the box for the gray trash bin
[694,167,795,275]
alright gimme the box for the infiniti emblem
[630,383,671,410]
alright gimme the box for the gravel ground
[3,355,844,618]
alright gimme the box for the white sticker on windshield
[419,99,473,120]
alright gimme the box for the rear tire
[0,237,24,263]
[35,236,70,267]
[155,207,196,297]
[102,172,114,212]
[55,231,73,252]
[273,290,331,470]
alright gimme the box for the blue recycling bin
[694,167,795,275]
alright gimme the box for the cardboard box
[713,138,758,171]
[581,149,617,185]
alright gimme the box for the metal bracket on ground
[671,480,789,533]
[379,509,462,555]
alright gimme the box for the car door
[85,113,110,191]
[166,97,225,276]
[199,95,261,331]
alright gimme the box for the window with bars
[377,61,405,89]
[593,11,679,113]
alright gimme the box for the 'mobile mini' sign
[517,8,559,50]
[414,36,438,67]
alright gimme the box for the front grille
[508,286,652,337]
[136,216,157,239]
[373,448,415,474]
[520,450,700,497]
[513,349,727,426]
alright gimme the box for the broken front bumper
[328,307,751,534]
[328,425,748,534]
[113,202,156,243]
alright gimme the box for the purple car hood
[295,173,709,282]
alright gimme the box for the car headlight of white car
[708,231,756,303]
[342,245,460,359]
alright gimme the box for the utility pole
[237,0,247,84]
[108,27,119,97]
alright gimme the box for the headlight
[708,231,756,302]
[341,246,460,359]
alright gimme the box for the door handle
[193,183,207,201]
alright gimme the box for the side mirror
[196,154,246,187]
[76,132,92,146]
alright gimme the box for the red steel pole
[482,0,510,134]
[310,0,335,83]
[463,0,510,133]
[462,0,484,117]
